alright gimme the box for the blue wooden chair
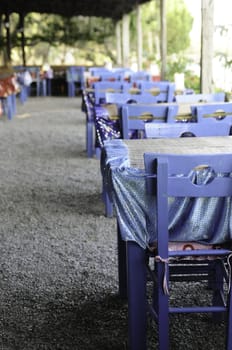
[192,102,232,126]
[101,103,178,217]
[89,67,109,76]
[121,104,178,139]
[142,153,232,349]
[82,89,96,158]
[105,92,167,105]
[138,81,175,103]
[26,66,41,97]
[98,71,125,81]
[129,71,152,83]
[145,121,231,138]
[175,92,225,104]
[66,66,85,96]
[92,81,123,104]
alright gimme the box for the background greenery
[1,0,228,92]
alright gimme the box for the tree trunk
[160,0,167,80]
[136,4,143,71]
[5,13,11,63]
[122,14,130,68]
[20,13,26,66]
[115,21,122,66]
[200,0,214,93]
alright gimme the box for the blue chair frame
[138,81,175,103]
[192,102,232,125]
[129,71,152,83]
[140,153,232,349]
[67,66,85,97]
[175,92,225,104]
[121,104,178,139]
[145,121,231,138]
[92,82,123,104]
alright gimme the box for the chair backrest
[144,153,232,197]
[92,81,123,91]
[121,104,178,139]
[138,81,175,103]
[98,72,125,81]
[192,102,232,124]
[92,81,123,104]
[89,67,109,76]
[175,92,225,104]
[66,66,85,89]
[105,92,135,105]
[144,121,231,138]
[144,153,232,253]
[105,92,170,105]
[129,71,152,83]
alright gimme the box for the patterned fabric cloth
[94,104,122,148]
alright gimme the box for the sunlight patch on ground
[16,113,31,119]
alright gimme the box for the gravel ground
[0,96,227,349]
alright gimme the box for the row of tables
[82,79,232,348]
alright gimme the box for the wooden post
[160,0,167,80]
[200,0,214,93]
[136,3,143,71]
[116,21,122,66]
[5,12,11,63]
[122,14,130,68]
[0,14,3,65]
[19,13,26,67]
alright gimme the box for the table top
[123,136,232,168]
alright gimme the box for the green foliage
[165,55,200,92]
[1,0,194,67]
[166,0,193,55]
[23,13,115,47]
[129,0,193,72]
[184,71,200,92]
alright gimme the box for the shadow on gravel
[1,292,128,350]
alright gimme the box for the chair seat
[148,241,232,261]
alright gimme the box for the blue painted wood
[121,104,178,139]
[145,122,231,138]
[143,153,232,350]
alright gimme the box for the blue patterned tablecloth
[102,137,232,249]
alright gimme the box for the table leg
[127,241,147,350]
[117,224,127,299]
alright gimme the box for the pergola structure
[0,0,152,69]
[0,0,150,20]
[0,0,214,93]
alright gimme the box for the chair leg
[226,283,232,349]
[86,121,94,157]
[211,260,225,322]
[104,189,113,217]
[95,147,101,159]
[127,241,147,350]
[117,225,127,299]
[157,262,169,350]
[6,95,13,120]
[68,82,75,97]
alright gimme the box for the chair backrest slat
[192,102,232,124]
[139,81,175,103]
[145,122,231,138]
[144,153,232,198]
[175,92,225,104]
[121,104,178,139]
